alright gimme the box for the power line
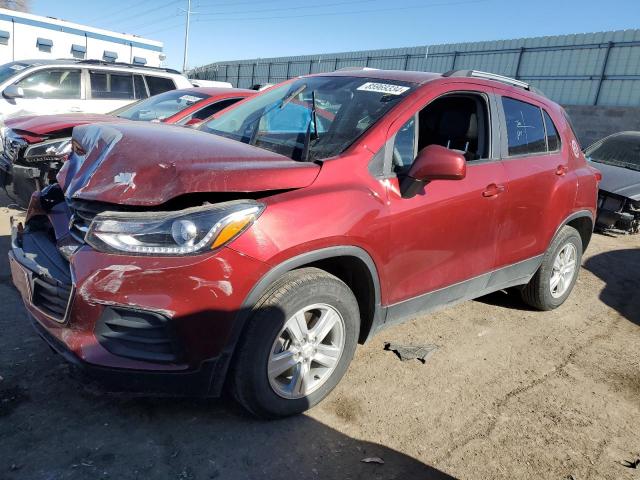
[99,0,183,29]
[196,0,381,16]
[196,0,488,23]
[84,0,156,24]
[135,21,185,38]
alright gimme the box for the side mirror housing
[401,145,466,198]
[3,85,24,99]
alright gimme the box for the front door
[382,86,507,315]
[11,68,84,116]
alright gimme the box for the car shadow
[473,288,537,311]
[0,228,456,480]
[584,247,640,326]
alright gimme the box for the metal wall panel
[189,30,640,106]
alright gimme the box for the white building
[0,8,164,67]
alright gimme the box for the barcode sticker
[179,95,202,103]
[357,82,410,95]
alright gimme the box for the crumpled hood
[588,161,640,201]
[6,113,123,137]
[64,123,321,206]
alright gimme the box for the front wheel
[231,267,360,418]
[521,225,583,310]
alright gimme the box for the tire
[231,267,360,419]
[521,225,583,310]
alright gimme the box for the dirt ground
[0,190,639,480]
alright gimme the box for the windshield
[114,90,209,121]
[200,76,415,161]
[0,61,31,85]
[585,133,640,172]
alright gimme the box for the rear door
[84,70,146,113]
[494,94,577,267]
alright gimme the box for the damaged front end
[0,127,71,208]
[595,191,640,234]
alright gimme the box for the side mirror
[3,85,24,99]
[401,144,466,198]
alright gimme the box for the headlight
[85,200,264,256]
[24,137,71,162]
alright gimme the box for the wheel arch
[556,210,594,251]
[209,246,384,396]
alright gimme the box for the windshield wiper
[280,84,306,109]
[302,90,319,162]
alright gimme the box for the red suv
[9,69,599,418]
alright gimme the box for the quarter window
[145,76,176,96]
[502,97,546,156]
[16,69,81,99]
[392,117,416,173]
[543,111,560,152]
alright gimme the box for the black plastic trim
[385,255,543,327]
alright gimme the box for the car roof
[310,69,442,85]
[185,87,256,96]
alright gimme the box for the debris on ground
[621,458,640,469]
[361,457,385,465]
[384,342,437,363]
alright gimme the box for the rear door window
[502,97,546,156]
[145,76,176,96]
[90,71,143,100]
[16,68,81,99]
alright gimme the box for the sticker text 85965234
[356,82,410,95]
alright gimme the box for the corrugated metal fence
[190,30,640,106]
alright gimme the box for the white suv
[0,59,192,120]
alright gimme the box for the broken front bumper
[595,191,640,233]
[8,209,270,396]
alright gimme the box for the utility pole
[182,0,192,72]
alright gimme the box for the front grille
[68,200,104,242]
[32,275,73,322]
[67,199,132,243]
[96,307,182,363]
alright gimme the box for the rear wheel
[231,267,360,418]
[521,225,583,310]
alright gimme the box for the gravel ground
[0,191,639,480]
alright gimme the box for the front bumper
[9,210,270,396]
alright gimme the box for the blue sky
[32,0,640,70]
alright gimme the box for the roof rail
[75,59,182,75]
[336,66,380,71]
[442,69,544,95]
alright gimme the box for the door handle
[69,107,82,112]
[555,165,568,176]
[482,183,505,197]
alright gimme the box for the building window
[0,30,9,46]
[71,44,86,60]
[103,50,118,62]
[36,37,53,53]
[133,56,147,66]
